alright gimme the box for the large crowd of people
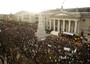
[0,21,90,64]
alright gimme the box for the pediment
[55,13,69,16]
[50,11,81,18]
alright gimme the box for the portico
[49,18,78,34]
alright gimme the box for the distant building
[9,13,16,21]
[0,14,4,20]
[0,14,16,21]
[35,14,39,23]
[15,11,37,23]
[41,7,90,36]
[2,14,9,21]
[0,11,39,23]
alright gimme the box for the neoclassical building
[41,7,90,36]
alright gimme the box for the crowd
[0,21,37,64]
[0,21,90,64]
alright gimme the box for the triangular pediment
[50,11,81,18]
[55,13,69,16]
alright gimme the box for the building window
[82,19,85,21]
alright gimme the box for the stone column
[63,20,65,32]
[68,21,71,32]
[49,19,51,29]
[58,19,60,32]
[74,21,78,33]
[46,21,48,29]
[54,19,55,31]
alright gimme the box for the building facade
[0,14,16,21]
[42,7,90,36]
[15,11,37,23]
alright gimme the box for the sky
[0,0,90,14]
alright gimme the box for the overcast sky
[0,0,90,14]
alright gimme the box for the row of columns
[49,19,78,33]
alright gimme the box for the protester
[0,21,90,64]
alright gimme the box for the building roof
[43,7,90,13]
[65,7,90,12]
[42,7,90,18]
